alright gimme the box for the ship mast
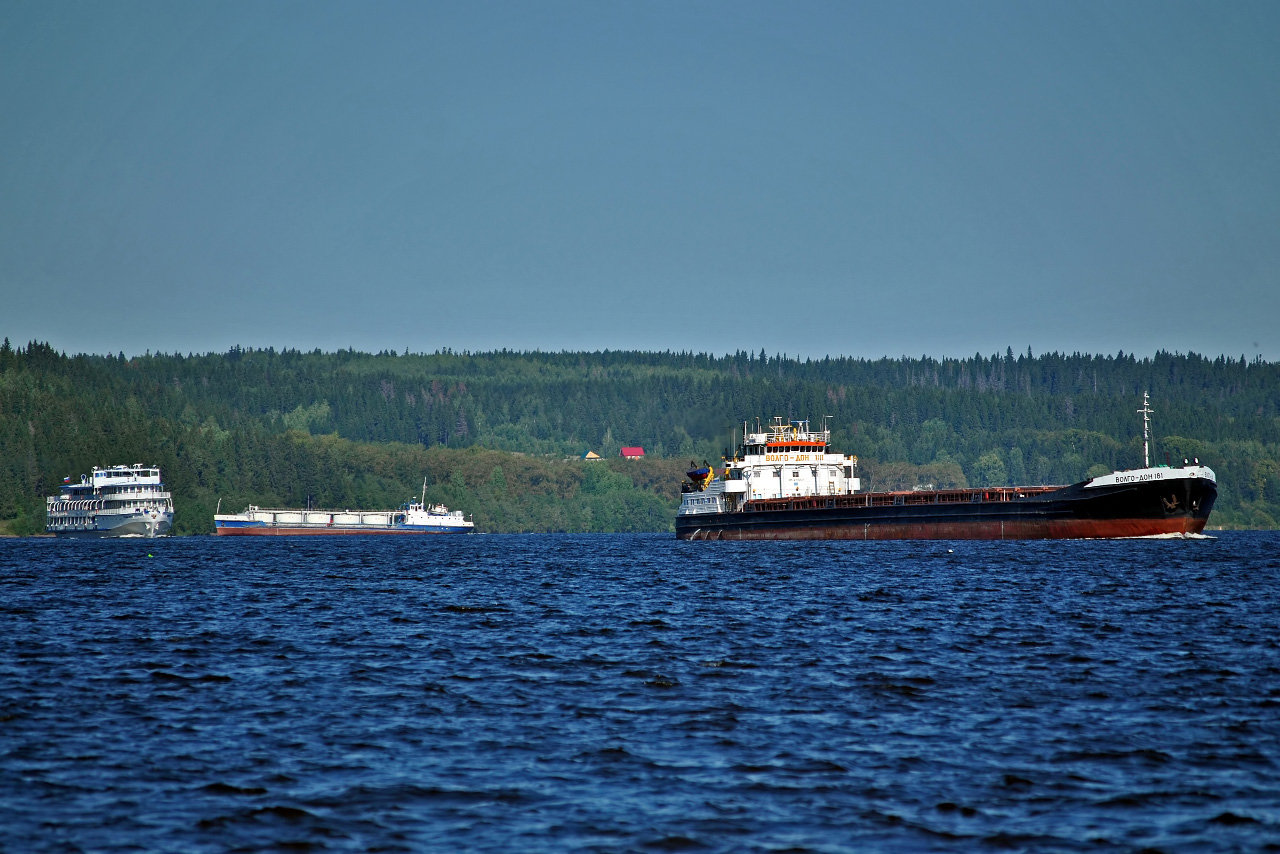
[1137,391,1153,468]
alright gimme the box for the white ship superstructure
[46,465,174,538]
[679,417,860,517]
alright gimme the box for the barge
[214,483,473,536]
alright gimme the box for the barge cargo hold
[214,488,472,536]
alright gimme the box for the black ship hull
[676,475,1216,541]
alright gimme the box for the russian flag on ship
[63,476,72,483]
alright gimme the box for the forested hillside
[2,339,1277,533]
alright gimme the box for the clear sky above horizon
[2,0,1277,362]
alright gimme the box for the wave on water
[1,531,1276,853]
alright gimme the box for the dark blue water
[3,533,1279,853]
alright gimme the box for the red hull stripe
[214,527,465,536]
[678,517,1208,541]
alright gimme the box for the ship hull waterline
[51,516,172,539]
[676,478,1216,541]
[214,525,470,536]
[53,524,172,539]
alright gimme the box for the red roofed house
[619,447,645,460]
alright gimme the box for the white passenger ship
[46,465,175,538]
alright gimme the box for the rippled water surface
[3,533,1279,853]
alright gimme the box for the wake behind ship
[676,406,1216,541]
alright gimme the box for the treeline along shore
[1,339,1277,534]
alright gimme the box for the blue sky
[2,1,1277,361]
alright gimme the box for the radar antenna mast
[1137,392,1154,468]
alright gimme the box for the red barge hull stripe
[213,527,467,536]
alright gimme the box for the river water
[2,533,1278,853]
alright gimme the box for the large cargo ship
[46,464,174,538]
[214,486,473,536]
[676,398,1216,541]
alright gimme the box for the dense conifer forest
[1,338,1277,534]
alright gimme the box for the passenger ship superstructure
[46,465,174,538]
[677,406,1216,541]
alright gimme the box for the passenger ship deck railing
[53,488,169,501]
